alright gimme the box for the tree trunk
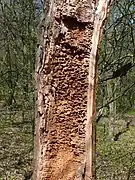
[107,80,116,139]
[34,0,112,179]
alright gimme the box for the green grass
[0,111,135,179]
[96,117,135,180]
[126,110,135,116]
[0,112,33,180]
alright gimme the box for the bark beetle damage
[62,16,89,30]
[34,0,97,179]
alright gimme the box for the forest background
[0,0,135,179]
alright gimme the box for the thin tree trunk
[107,80,116,139]
[34,0,113,179]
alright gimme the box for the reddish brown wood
[34,0,113,179]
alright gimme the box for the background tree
[0,0,40,179]
[96,0,135,179]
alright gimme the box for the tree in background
[97,0,135,138]
[0,0,39,179]
[96,0,135,179]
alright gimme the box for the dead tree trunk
[34,0,113,179]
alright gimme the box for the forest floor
[0,110,33,180]
[96,113,135,179]
[0,111,135,179]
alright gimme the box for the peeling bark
[34,0,113,180]
[86,1,112,179]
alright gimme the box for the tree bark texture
[34,0,112,179]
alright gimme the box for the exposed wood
[86,0,112,179]
[34,0,113,179]
[85,0,110,180]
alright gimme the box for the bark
[34,0,113,179]
[107,80,116,139]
